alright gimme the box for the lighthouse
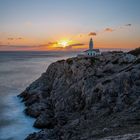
[89,38,93,50]
[77,38,101,57]
[84,38,100,56]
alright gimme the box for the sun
[58,40,71,48]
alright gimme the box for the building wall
[87,51,96,56]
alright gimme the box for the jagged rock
[102,128,110,133]
[128,47,140,56]
[100,133,140,140]
[34,111,55,128]
[19,52,140,140]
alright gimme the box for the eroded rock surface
[19,52,140,140]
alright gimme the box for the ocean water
[0,51,77,140]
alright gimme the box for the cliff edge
[19,51,140,140]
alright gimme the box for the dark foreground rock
[128,47,140,56]
[100,133,140,140]
[19,51,140,140]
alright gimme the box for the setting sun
[58,40,71,48]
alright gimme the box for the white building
[84,38,101,56]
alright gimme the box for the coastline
[0,91,38,140]
[19,51,140,140]
[19,52,140,140]
[0,51,76,140]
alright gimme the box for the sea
[0,51,77,140]
[0,48,132,140]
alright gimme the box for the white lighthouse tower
[84,38,100,56]
[89,38,94,50]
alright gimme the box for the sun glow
[58,39,71,48]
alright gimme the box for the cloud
[68,43,85,47]
[0,42,85,51]
[65,43,85,49]
[7,37,24,40]
[0,44,8,47]
[88,32,97,36]
[17,37,23,40]
[38,42,85,50]
[0,45,29,48]
[0,45,36,51]
[104,28,114,32]
[125,24,132,26]
[48,42,58,45]
[8,38,14,40]
[38,42,58,48]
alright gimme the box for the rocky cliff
[19,51,140,140]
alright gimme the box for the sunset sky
[0,0,140,51]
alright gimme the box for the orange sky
[0,24,139,51]
[0,0,140,51]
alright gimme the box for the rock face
[100,133,140,140]
[19,52,140,140]
[128,47,140,56]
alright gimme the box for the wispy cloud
[7,38,14,40]
[0,44,9,47]
[79,34,83,38]
[0,45,36,51]
[7,37,24,40]
[125,24,132,27]
[17,37,23,40]
[88,32,97,36]
[65,43,85,49]
[77,23,133,39]
[104,28,114,32]
[36,41,85,50]
[38,42,58,48]
[0,45,29,48]
[104,24,132,33]
[47,42,58,45]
